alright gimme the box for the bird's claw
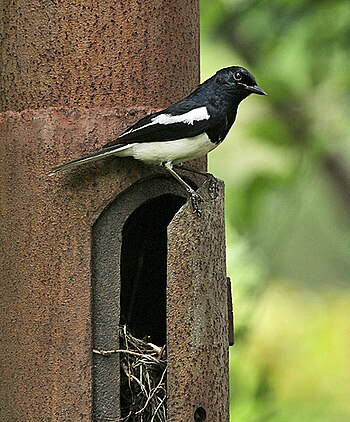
[190,191,204,217]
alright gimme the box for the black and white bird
[51,66,266,211]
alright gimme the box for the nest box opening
[120,193,186,345]
[92,178,188,421]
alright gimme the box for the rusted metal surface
[0,0,200,419]
[167,179,229,422]
[0,0,200,112]
[0,108,142,421]
[0,107,204,420]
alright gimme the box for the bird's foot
[175,165,219,200]
[189,190,204,217]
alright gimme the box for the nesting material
[120,326,167,421]
[94,325,167,421]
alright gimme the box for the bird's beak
[248,85,267,96]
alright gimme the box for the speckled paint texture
[0,1,199,111]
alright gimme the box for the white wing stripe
[120,106,210,138]
[153,107,210,125]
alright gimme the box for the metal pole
[0,1,200,420]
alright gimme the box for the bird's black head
[215,66,266,99]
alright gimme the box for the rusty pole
[0,1,200,420]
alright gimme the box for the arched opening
[120,193,186,345]
[92,178,188,421]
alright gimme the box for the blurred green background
[200,1,350,420]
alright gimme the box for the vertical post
[167,180,229,421]
[0,1,200,420]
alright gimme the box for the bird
[50,66,266,214]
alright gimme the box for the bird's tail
[49,144,132,174]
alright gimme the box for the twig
[135,367,167,415]
[151,394,167,422]
[93,348,150,358]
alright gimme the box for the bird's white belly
[120,133,216,165]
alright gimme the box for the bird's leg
[174,164,219,200]
[162,162,203,216]
[174,163,210,178]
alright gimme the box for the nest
[119,326,167,421]
[94,325,167,421]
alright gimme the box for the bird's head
[215,66,266,99]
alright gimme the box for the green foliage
[201,0,350,420]
[201,0,350,283]
[230,283,350,422]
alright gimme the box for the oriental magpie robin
[51,66,266,213]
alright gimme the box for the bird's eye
[233,71,242,81]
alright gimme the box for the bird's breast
[125,133,217,165]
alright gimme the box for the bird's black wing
[103,95,217,148]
